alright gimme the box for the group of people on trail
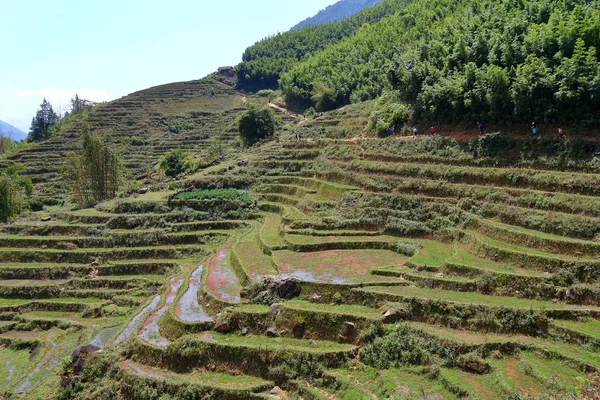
[477,120,566,139]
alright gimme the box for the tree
[70,94,95,114]
[0,164,32,222]
[63,124,122,207]
[237,105,277,147]
[157,148,189,178]
[28,98,58,142]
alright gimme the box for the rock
[270,303,283,316]
[565,288,575,300]
[307,339,318,346]
[270,386,283,395]
[215,320,230,333]
[60,242,79,251]
[435,272,444,278]
[291,321,305,338]
[456,353,492,374]
[382,307,407,323]
[91,257,101,266]
[343,321,355,329]
[241,327,249,336]
[237,158,249,166]
[266,327,279,337]
[311,292,322,301]
[490,350,503,359]
[138,186,150,195]
[214,313,232,333]
[71,344,100,373]
[277,279,301,299]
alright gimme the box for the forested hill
[243,0,600,127]
[293,0,382,29]
[236,0,413,91]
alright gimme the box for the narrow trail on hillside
[268,102,305,119]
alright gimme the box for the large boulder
[456,353,491,374]
[71,344,100,373]
[277,278,301,299]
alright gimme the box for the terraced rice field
[2,82,600,399]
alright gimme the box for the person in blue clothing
[531,122,538,136]
[477,121,485,135]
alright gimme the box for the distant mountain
[293,0,382,29]
[0,120,27,141]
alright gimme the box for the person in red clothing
[430,126,436,135]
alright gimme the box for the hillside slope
[280,0,600,124]
[236,0,412,91]
[0,76,245,205]
[293,0,382,29]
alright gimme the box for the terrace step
[277,300,383,342]
[464,231,600,273]
[121,360,274,400]
[354,285,600,317]
[0,245,207,263]
[407,321,600,371]
[472,218,600,257]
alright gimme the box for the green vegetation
[0,164,32,223]
[278,0,600,124]
[237,105,278,146]
[2,2,600,398]
[63,124,123,207]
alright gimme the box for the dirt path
[268,102,305,119]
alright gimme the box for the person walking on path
[412,127,418,137]
[531,122,538,136]
[430,126,436,135]
[477,121,485,135]
[557,127,565,140]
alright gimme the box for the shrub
[156,149,191,178]
[0,164,32,222]
[360,324,432,369]
[237,105,277,147]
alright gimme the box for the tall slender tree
[28,98,58,142]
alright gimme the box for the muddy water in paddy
[114,295,161,344]
[90,325,121,348]
[137,277,183,348]
[206,243,241,303]
[14,332,58,394]
[175,265,212,322]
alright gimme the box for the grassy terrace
[446,249,549,278]
[283,299,382,320]
[409,322,600,369]
[185,331,355,354]
[357,286,600,312]
[122,360,273,391]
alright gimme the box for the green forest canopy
[240,0,600,125]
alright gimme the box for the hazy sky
[0,0,337,133]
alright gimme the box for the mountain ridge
[293,0,382,29]
[0,119,27,141]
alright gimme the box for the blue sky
[0,0,337,134]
